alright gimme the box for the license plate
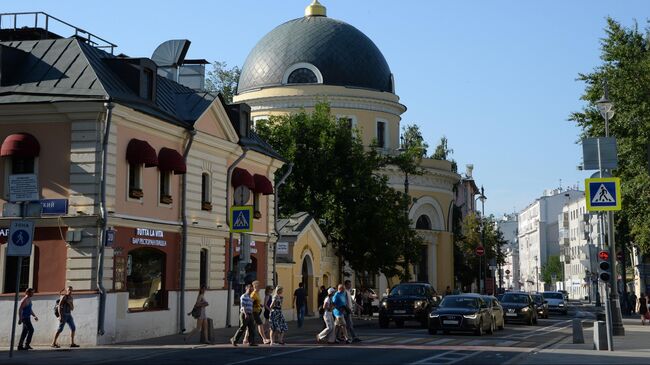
[393,310,406,314]
[443,320,458,325]
[506,313,517,317]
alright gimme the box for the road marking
[363,336,392,343]
[394,337,422,344]
[424,338,454,345]
[465,339,492,346]
[223,346,316,365]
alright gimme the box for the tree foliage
[205,61,241,104]
[431,136,458,172]
[569,18,650,252]
[540,255,564,284]
[255,103,423,281]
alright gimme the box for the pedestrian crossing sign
[230,206,253,233]
[585,177,621,212]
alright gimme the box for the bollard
[593,320,608,351]
[572,319,584,344]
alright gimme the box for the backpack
[53,299,61,318]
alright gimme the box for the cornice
[241,94,406,117]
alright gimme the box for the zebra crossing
[295,333,523,348]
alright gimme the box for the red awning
[1,133,40,157]
[126,139,158,167]
[158,147,186,175]
[231,167,255,189]
[253,174,273,195]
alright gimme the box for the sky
[6,0,649,216]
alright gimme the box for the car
[542,291,568,315]
[531,293,549,319]
[379,282,437,328]
[428,294,494,335]
[482,295,505,330]
[500,292,537,325]
[558,290,569,302]
[351,287,380,314]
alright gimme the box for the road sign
[7,220,34,257]
[233,186,251,206]
[475,246,485,256]
[230,206,253,233]
[582,137,618,170]
[8,174,39,202]
[585,177,621,211]
[505,269,511,275]
[598,250,609,261]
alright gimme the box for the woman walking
[317,287,336,344]
[269,286,288,346]
[263,285,273,342]
[185,286,210,344]
[637,292,648,325]
[17,288,38,351]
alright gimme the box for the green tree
[431,136,458,172]
[205,61,241,104]
[569,18,650,252]
[256,102,423,282]
[540,255,564,284]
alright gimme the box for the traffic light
[598,250,611,282]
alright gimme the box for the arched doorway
[415,215,432,282]
[301,255,314,315]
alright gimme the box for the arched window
[287,68,317,84]
[127,248,166,310]
[416,215,432,230]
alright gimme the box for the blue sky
[7,0,649,216]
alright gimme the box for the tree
[256,102,423,281]
[401,124,428,157]
[569,18,650,252]
[205,61,241,104]
[540,255,563,284]
[431,136,458,172]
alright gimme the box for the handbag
[189,305,201,319]
[644,311,650,320]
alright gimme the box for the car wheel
[395,319,404,328]
[475,320,484,336]
[420,319,428,329]
[379,316,389,329]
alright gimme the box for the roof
[276,212,314,237]
[237,15,393,94]
[239,131,286,162]
[0,37,214,127]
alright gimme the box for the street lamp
[534,255,540,293]
[475,187,487,293]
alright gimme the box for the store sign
[276,242,289,255]
[131,228,166,247]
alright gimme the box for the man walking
[293,282,307,328]
[52,286,79,348]
[17,288,38,351]
[344,280,361,342]
[231,284,256,346]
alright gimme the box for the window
[128,163,143,199]
[201,173,212,211]
[159,171,172,204]
[3,256,30,293]
[253,193,261,219]
[287,68,318,84]
[376,121,386,148]
[11,157,34,174]
[416,215,432,230]
[200,249,208,289]
[127,248,166,310]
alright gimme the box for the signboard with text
[9,174,39,202]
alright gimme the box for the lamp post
[596,81,625,336]
[534,255,540,293]
[475,187,487,293]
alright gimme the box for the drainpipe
[97,99,113,337]
[273,163,293,287]
[179,129,196,333]
[226,147,248,327]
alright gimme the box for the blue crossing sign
[7,220,34,257]
[230,206,253,233]
[585,177,621,211]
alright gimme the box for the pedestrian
[250,281,269,344]
[230,284,256,346]
[636,292,648,325]
[17,288,38,351]
[362,288,372,316]
[184,285,210,344]
[629,292,637,315]
[51,286,79,348]
[317,287,336,344]
[343,280,361,342]
[383,288,390,298]
[263,285,273,340]
[332,284,351,344]
[317,285,327,317]
[444,286,452,296]
[269,286,288,346]
[293,282,307,328]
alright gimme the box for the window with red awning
[1,133,40,157]
[126,139,158,167]
[158,147,186,175]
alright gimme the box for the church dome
[237,6,394,94]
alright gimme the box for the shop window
[201,173,212,211]
[127,248,166,310]
[253,193,261,219]
[3,247,37,293]
[159,170,172,204]
[128,163,143,199]
[376,120,386,148]
[200,249,208,289]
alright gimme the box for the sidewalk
[516,318,650,364]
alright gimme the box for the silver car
[542,291,567,315]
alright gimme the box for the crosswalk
[294,334,523,348]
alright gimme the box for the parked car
[542,291,568,315]
[500,292,537,325]
[428,294,494,335]
[531,293,549,319]
[379,282,437,328]
[482,295,505,330]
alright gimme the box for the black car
[379,282,437,328]
[427,294,494,335]
[482,295,505,330]
[500,292,537,326]
[532,293,549,319]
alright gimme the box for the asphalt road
[0,313,577,365]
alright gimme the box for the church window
[287,68,318,84]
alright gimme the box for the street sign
[8,174,39,202]
[585,177,621,211]
[475,246,485,256]
[233,186,251,206]
[105,229,116,247]
[598,250,609,261]
[40,199,68,215]
[582,137,618,170]
[505,269,511,275]
[230,206,253,233]
[7,220,34,257]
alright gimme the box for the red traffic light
[598,250,609,261]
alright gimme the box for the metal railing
[0,12,117,54]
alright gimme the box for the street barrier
[572,319,584,344]
[593,320,608,350]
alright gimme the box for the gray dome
[237,16,393,94]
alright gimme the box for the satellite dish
[151,39,191,67]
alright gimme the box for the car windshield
[439,297,478,309]
[533,295,543,304]
[542,293,563,300]
[502,294,529,304]
[390,285,426,296]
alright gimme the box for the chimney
[465,164,474,178]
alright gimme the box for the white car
[542,291,568,315]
